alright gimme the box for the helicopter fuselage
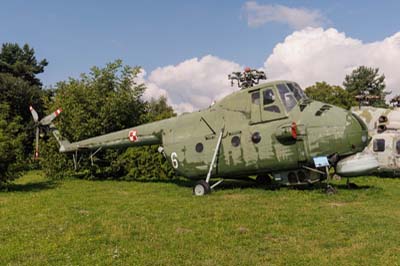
[58,80,369,185]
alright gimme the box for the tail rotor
[29,106,63,159]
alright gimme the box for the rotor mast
[228,67,267,89]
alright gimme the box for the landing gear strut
[193,128,224,196]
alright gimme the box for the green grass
[1,171,400,266]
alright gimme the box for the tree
[113,96,176,180]
[305,82,356,109]
[343,66,387,107]
[0,103,26,186]
[0,43,48,86]
[0,43,47,180]
[41,60,175,180]
[144,96,175,122]
[0,73,43,127]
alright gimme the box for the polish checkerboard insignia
[128,130,138,142]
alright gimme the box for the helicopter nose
[344,112,369,153]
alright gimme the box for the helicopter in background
[31,68,372,195]
[337,95,400,177]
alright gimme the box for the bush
[42,60,176,181]
[0,104,26,186]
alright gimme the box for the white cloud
[136,69,169,101]
[138,28,400,113]
[140,55,242,113]
[243,1,327,29]
[264,27,400,93]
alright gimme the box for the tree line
[0,42,391,186]
[305,66,388,109]
[0,43,174,186]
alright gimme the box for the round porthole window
[251,132,261,144]
[195,143,204,153]
[231,136,241,147]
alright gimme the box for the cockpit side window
[262,88,281,113]
[373,139,385,152]
[287,83,307,101]
[251,91,260,105]
[263,89,275,105]
[277,83,297,112]
[293,83,307,98]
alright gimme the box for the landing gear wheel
[325,185,337,195]
[193,180,211,196]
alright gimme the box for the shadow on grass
[127,177,263,190]
[117,178,194,188]
[58,175,377,194]
[2,180,59,193]
[289,182,373,191]
[120,176,379,193]
[335,184,372,190]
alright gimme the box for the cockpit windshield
[286,83,308,101]
[276,83,297,112]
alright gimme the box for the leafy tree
[0,73,43,127]
[305,82,356,109]
[0,43,48,86]
[343,66,387,107]
[145,96,175,122]
[112,96,176,180]
[0,104,26,186]
[42,60,175,180]
[0,43,47,180]
[50,60,147,142]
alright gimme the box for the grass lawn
[1,171,400,266]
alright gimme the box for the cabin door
[260,86,287,122]
[249,87,287,124]
[249,90,261,124]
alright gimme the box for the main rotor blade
[29,106,39,123]
[35,127,39,159]
[40,108,62,126]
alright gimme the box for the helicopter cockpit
[248,81,308,124]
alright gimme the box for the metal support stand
[90,147,102,166]
[73,151,78,171]
[325,166,337,194]
[72,150,82,171]
[346,177,359,189]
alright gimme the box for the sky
[1,0,400,112]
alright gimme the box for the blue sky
[1,0,399,86]
[1,1,400,112]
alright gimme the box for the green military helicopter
[31,68,372,195]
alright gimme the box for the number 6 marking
[171,152,178,169]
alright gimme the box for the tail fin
[49,124,71,152]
